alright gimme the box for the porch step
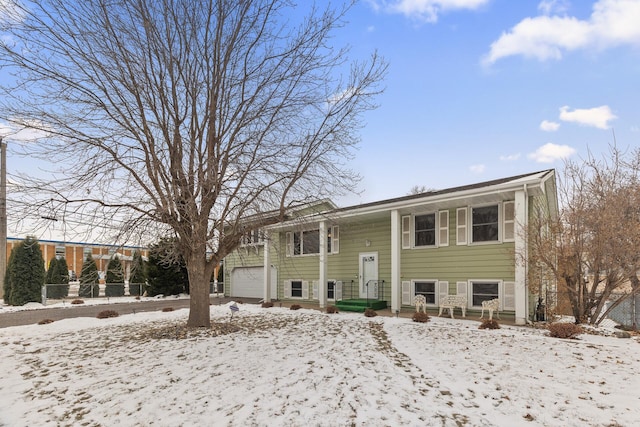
[335,299,388,312]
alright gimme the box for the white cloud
[538,0,569,15]
[469,164,485,173]
[528,142,576,163]
[540,120,560,131]
[370,0,490,23]
[559,105,617,129]
[499,153,521,161]
[0,120,53,142]
[483,0,640,65]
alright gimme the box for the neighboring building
[4,237,148,285]
[224,170,558,325]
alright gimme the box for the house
[223,170,558,325]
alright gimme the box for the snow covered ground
[0,302,638,426]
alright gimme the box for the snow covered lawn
[0,303,638,426]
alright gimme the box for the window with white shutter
[503,201,515,242]
[401,215,411,249]
[456,208,467,245]
[439,210,449,246]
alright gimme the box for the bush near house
[290,304,301,310]
[261,301,274,308]
[479,319,500,329]
[548,322,583,339]
[364,308,377,317]
[326,306,339,314]
[412,312,430,323]
[5,236,46,306]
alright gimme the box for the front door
[359,252,378,299]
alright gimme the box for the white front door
[359,252,378,299]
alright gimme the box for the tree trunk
[186,255,211,328]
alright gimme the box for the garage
[231,266,278,299]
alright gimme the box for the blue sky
[332,0,640,205]
[1,0,639,225]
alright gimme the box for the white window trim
[285,279,309,299]
[286,227,339,257]
[413,212,438,248]
[467,279,503,309]
[412,279,439,306]
[312,279,338,301]
[469,203,502,245]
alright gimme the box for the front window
[242,229,264,245]
[415,214,436,247]
[288,227,338,256]
[414,281,436,304]
[302,230,319,254]
[291,280,303,298]
[327,280,335,300]
[472,205,499,242]
[472,282,499,306]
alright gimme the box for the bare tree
[527,145,640,325]
[407,185,435,195]
[0,0,386,326]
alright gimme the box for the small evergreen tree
[128,250,146,296]
[45,257,57,284]
[7,236,46,306]
[3,250,15,303]
[79,253,100,298]
[147,239,189,297]
[105,255,125,297]
[46,257,70,299]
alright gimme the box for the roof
[266,169,556,229]
[336,169,555,214]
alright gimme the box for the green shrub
[79,253,99,298]
[479,319,500,329]
[548,322,583,339]
[5,236,46,306]
[412,312,430,323]
[364,308,377,317]
[146,239,189,297]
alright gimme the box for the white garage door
[231,266,278,299]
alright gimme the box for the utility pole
[0,137,6,298]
